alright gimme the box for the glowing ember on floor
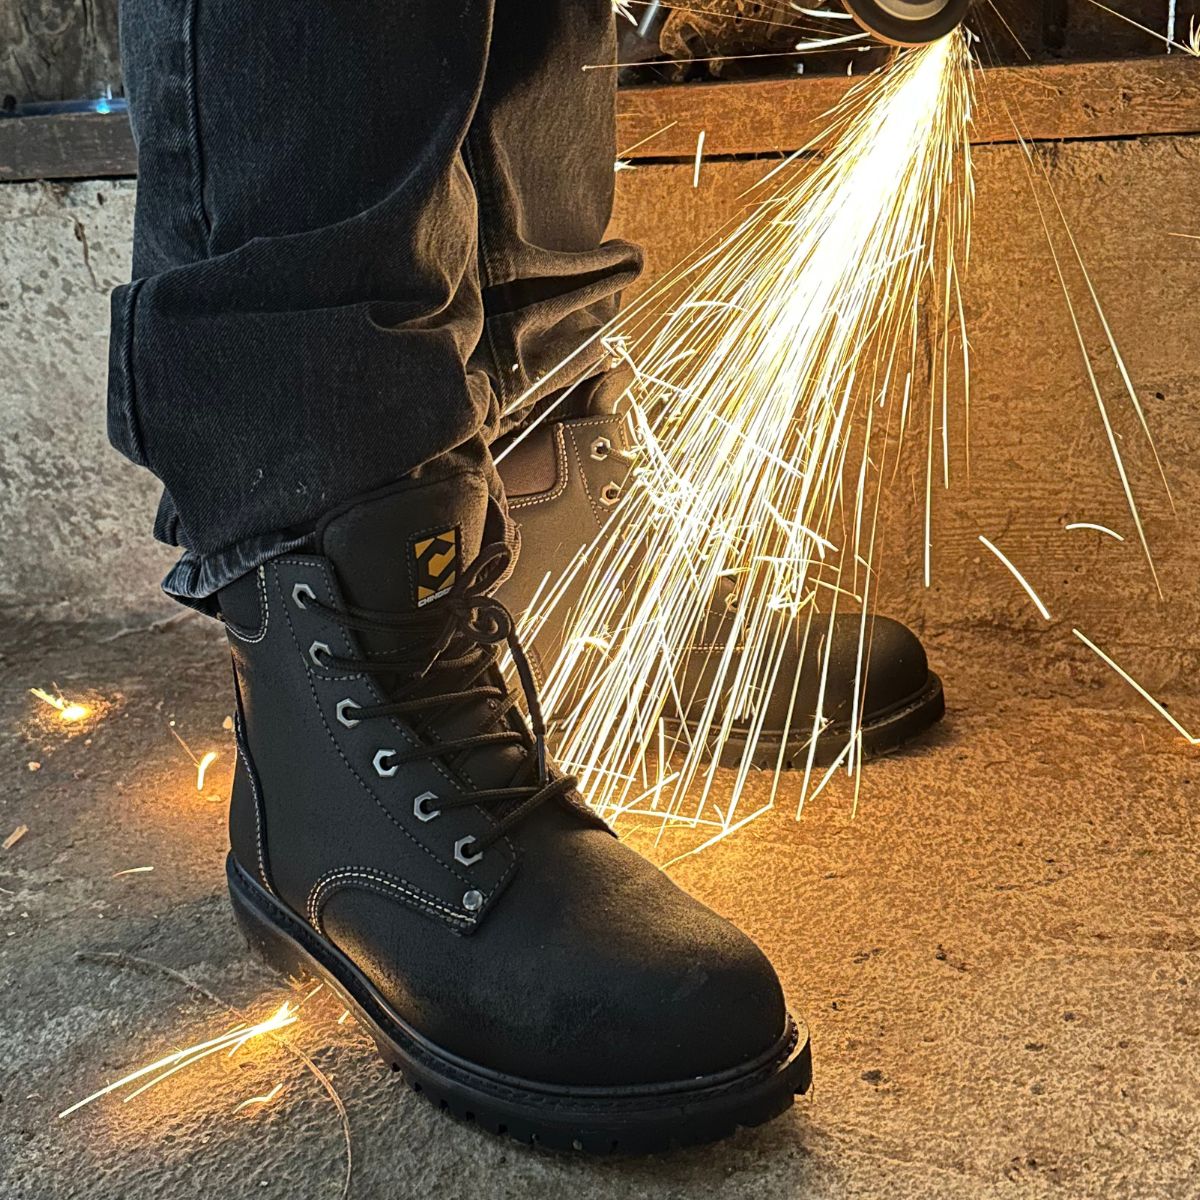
[58,1002,299,1120]
[30,687,90,723]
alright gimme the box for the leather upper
[222,474,789,1086]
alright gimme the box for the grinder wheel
[839,0,970,45]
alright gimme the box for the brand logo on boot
[411,527,461,607]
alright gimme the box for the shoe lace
[306,543,576,855]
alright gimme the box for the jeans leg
[462,0,643,438]
[111,0,501,607]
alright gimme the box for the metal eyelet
[599,482,622,506]
[336,699,361,728]
[455,836,484,867]
[590,436,612,461]
[462,889,484,912]
[412,791,441,822]
[292,582,316,609]
[373,749,398,778]
[308,641,331,667]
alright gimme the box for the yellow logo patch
[412,527,460,606]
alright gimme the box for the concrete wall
[2,136,1199,692]
[0,179,176,625]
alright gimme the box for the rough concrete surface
[2,100,1199,1200]
[0,178,176,625]
[2,617,1198,1200]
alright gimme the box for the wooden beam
[0,110,135,181]
[2,56,1200,182]
[617,55,1200,159]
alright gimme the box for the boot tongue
[317,473,533,794]
[317,473,490,622]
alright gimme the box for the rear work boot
[497,381,945,769]
[220,471,811,1153]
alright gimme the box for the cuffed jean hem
[163,481,519,618]
[162,529,316,616]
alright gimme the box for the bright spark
[59,1002,298,1119]
[521,35,974,842]
[196,750,218,791]
[692,130,706,189]
[233,1082,284,1113]
[978,535,1053,621]
[1064,521,1124,541]
[1072,628,1199,745]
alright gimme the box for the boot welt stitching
[272,560,520,899]
[223,566,270,644]
[307,867,475,930]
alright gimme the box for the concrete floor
[3,615,1198,1199]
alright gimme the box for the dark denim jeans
[109,0,642,610]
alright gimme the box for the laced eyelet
[600,482,622,507]
[336,699,361,728]
[292,582,316,609]
[413,791,441,822]
[373,748,398,778]
[590,436,612,461]
[455,835,484,866]
[309,641,331,667]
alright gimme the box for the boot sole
[227,854,812,1155]
[667,669,945,771]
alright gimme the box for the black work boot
[220,471,811,1152]
[497,382,944,768]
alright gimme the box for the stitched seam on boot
[508,425,570,509]
[272,560,512,900]
[308,868,474,930]
[279,557,522,877]
[234,711,272,895]
[507,417,622,513]
[223,567,269,644]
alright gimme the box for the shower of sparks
[978,535,1053,621]
[1072,628,1199,745]
[58,1002,299,1119]
[30,687,90,723]
[517,34,974,839]
[612,0,637,22]
[196,750,218,791]
[1064,521,1124,541]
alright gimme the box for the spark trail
[521,34,974,842]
